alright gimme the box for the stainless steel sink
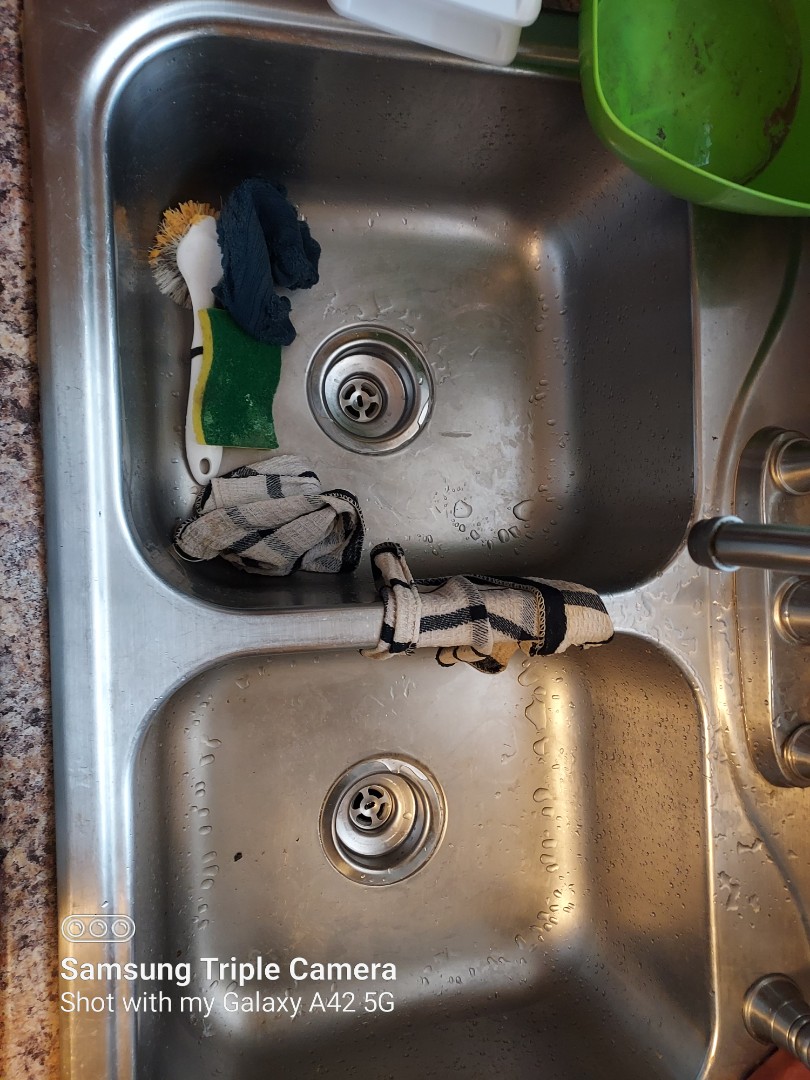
[134,637,709,1078]
[23,2,810,1078]
[107,8,693,605]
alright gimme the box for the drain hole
[339,377,385,423]
[349,785,393,830]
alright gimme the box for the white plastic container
[328,0,542,66]
[434,0,543,26]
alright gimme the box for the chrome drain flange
[307,325,433,454]
[320,756,446,885]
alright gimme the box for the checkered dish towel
[173,456,364,575]
[362,543,614,674]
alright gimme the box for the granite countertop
[0,2,578,1076]
[0,0,60,1075]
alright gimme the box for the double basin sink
[23,0,810,1076]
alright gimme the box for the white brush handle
[175,216,224,485]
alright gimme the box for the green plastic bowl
[580,0,810,215]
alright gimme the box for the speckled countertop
[0,0,60,1075]
[0,2,577,1076]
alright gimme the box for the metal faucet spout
[689,516,810,575]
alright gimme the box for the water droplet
[235,676,250,690]
[497,529,510,543]
[513,500,534,521]
[453,499,472,519]
[200,754,215,766]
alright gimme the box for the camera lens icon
[61,915,135,943]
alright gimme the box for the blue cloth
[213,178,321,347]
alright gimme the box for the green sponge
[192,307,282,448]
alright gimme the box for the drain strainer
[339,377,385,424]
[307,325,433,453]
[320,756,446,885]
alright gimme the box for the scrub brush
[150,201,225,484]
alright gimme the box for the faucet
[688,429,810,787]
[744,975,810,1069]
[688,516,810,577]
[689,432,810,577]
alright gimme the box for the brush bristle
[149,201,218,308]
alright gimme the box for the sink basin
[25,3,810,1079]
[108,15,694,607]
[134,634,709,1079]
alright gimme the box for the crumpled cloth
[362,543,614,674]
[213,178,321,347]
[173,457,363,575]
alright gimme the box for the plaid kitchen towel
[173,456,364,575]
[362,542,613,674]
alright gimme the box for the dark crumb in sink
[233,852,243,862]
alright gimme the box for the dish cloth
[362,543,614,674]
[173,456,364,575]
[213,178,321,347]
[192,308,282,448]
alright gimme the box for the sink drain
[320,756,446,885]
[347,782,396,831]
[339,376,385,424]
[307,325,433,453]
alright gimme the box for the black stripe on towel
[560,589,607,613]
[339,525,365,573]
[378,619,416,653]
[532,582,567,653]
[387,638,414,654]
[419,604,489,635]
[228,529,275,555]
[226,465,260,479]
[488,612,534,642]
